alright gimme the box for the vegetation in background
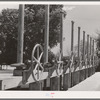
[0,5,66,64]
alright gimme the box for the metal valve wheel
[31,44,44,81]
[56,50,63,76]
[85,54,88,68]
[70,54,74,72]
[79,55,83,69]
[92,55,95,66]
[89,55,92,67]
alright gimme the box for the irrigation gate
[0,4,99,91]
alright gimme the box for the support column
[87,35,89,77]
[89,37,92,76]
[44,5,49,63]
[76,27,81,84]
[71,21,74,53]
[80,31,85,81]
[60,13,63,57]
[90,37,92,56]
[92,39,95,74]
[87,35,89,63]
[60,13,63,90]
[78,27,81,78]
[70,21,74,87]
[17,4,24,63]
[78,27,80,58]
[13,5,24,76]
[83,31,85,61]
[43,5,49,90]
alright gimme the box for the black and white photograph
[0,1,100,93]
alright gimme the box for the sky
[0,4,18,12]
[0,4,99,56]
[62,5,100,55]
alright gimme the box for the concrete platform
[0,66,97,91]
[0,67,63,90]
[68,72,100,91]
[0,69,22,90]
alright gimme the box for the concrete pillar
[70,21,74,87]
[17,4,24,63]
[44,5,49,63]
[43,5,49,90]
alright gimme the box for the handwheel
[89,55,92,67]
[92,55,95,66]
[79,55,83,69]
[31,44,44,81]
[85,54,88,68]
[69,53,74,72]
[56,50,63,76]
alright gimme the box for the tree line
[0,5,66,64]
